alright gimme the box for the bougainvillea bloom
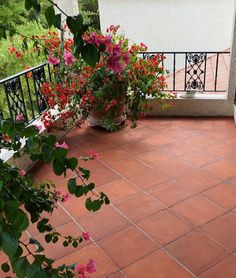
[48,56,60,65]
[82,231,90,241]
[19,169,27,176]
[87,150,100,159]
[16,114,24,121]
[64,51,75,66]
[35,124,43,131]
[2,134,10,142]
[54,141,69,149]
[62,193,71,202]
[86,259,96,273]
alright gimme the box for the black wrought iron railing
[140,51,230,93]
[0,51,231,125]
[0,62,52,124]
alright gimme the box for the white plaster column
[54,0,79,23]
[53,0,79,38]
[229,2,236,122]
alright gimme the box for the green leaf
[45,6,61,29]
[66,14,83,34]
[0,181,3,191]
[0,232,18,258]
[73,36,84,58]
[1,263,10,273]
[79,167,90,180]
[45,234,52,243]
[22,38,28,51]
[75,186,84,197]
[81,44,100,67]
[54,14,62,29]
[72,241,78,248]
[68,178,76,194]
[53,159,65,176]
[54,148,68,159]
[85,198,102,212]
[29,238,44,252]
[67,157,78,171]
[12,257,29,278]
[25,0,34,10]
[0,27,7,40]
[45,6,55,28]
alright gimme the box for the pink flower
[87,150,99,159]
[62,193,71,202]
[35,124,43,131]
[16,114,24,121]
[19,169,27,176]
[55,190,62,196]
[82,231,90,241]
[2,134,10,142]
[54,141,69,149]
[86,259,96,273]
[74,263,86,274]
[48,56,60,65]
[64,51,75,66]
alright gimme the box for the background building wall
[98,0,235,52]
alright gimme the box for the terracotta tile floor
[4,117,236,277]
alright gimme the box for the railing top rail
[139,51,230,54]
[0,62,48,85]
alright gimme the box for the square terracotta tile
[181,150,218,168]
[82,137,114,152]
[98,179,139,203]
[134,149,171,166]
[34,221,89,260]
[165,230,229,275]
[184,135,218,149]
[157,159,194,178]
[60,195,90,220]
[127,168,171,191]
[98,226,157,268]
[138,210,194,246]
[118,140,153,154]
[90,166,120,186]
[172,196,225,227]
[200,255,236,278]
[206,143,236,159]
[202,182,236,209]
[202,159,236,180]
[99,148,130,163]
[177,170,222,193]
[161,142,196,157]
[142,133,176,147]
[150,180,195,207]
[108,272,125,278]
[116,193,164,222]
[55,244,118,278]
[123,250,193,278]
[108,157,150,177]
[78,207,130,241]
[201,213,236,252]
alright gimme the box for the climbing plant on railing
[0,118,109,277]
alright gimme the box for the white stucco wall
[98,0,235,52]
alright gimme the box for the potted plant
[40,25,175,131]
